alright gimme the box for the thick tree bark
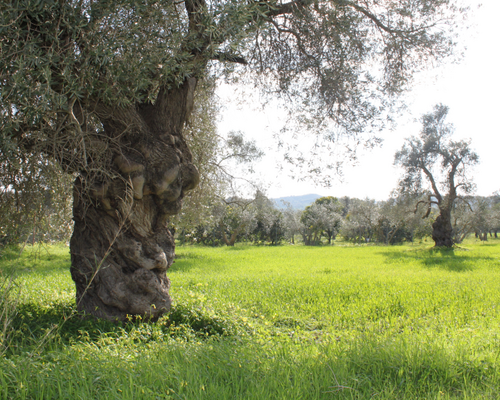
[431,209,454,247]
[70,79,200,321]
[222,224,245,246]
[222,231,236,246]
[301,233,311,246]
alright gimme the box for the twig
[324,364,355,393]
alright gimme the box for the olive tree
[300,196,343,245]
[251,191,284,245]
[0,153,73,245]
[394,104,478,247]
[377,194,431,244]
[1,0,466,319]
[217,197,257,246]
[340,198,380,243]
[281,201,302,244]
[452,196,499,242]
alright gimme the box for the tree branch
[454,196,473,212]
[266,0,313,17]
[341,0,399,35]
[210,52,248,65]
[421,162,442,203]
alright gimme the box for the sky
[218,0,500,200]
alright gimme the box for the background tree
[448,195,500,243]
[376,197,414,245]
[377,193,433,244]
[315,196,344,244]
[300,202,325,245]
[251,191,284,245]
[467,196,497,242]
[394,104,479,247]
[489,194,500,238]
[449,196,479,243]
[281,201,302,245]
[0,154,73,245]
[1,0,466,319]
[340,198,380,243]
[215,197,257,247]
[300,196,343,245]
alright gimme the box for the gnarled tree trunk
[432,209,454,247]
[70,79,200,321]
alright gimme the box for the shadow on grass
[222,246,248,251]
[382,247,494,272]
[472,242,499,247]
[10,301,119,346]
[7,300,236,355]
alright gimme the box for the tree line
[1,103,489,249]
[174,102,488,248]
[173,191,500,247]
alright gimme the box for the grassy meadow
[1,240,500,399]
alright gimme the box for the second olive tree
[394,105,478,247]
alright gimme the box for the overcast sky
[218,0,499,200]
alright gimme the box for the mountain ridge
[271,194,323,210]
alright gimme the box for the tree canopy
[1,0,465,174]
[394,104,479,247]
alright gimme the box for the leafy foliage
[0,153,73,245]
[395,104,478,200]
[0,0,466,181]
[451,195,500,243]
[300,196,343,245]
[341,198,380,243]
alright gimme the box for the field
[1,240,500,399]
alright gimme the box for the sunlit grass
[1,240,499,399]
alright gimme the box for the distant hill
[272,194,322,210]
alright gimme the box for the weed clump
[164,304,237,338]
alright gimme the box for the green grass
[1,240,500,399]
